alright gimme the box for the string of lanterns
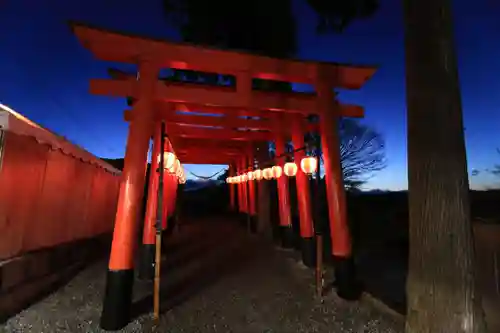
[226,156,318,184]
[157,152,187,184]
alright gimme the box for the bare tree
[338,119,386,190]
[269,118,386,190]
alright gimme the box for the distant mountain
[101,158,125,171]
[364,189,392,194]
[185,179,224,191]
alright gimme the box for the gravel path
[1,218,404,333]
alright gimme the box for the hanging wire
[233,132,323,175]
[186,167,226,180]
[237,145,309,174]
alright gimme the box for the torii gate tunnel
[70,22,376,331]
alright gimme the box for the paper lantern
[226,177,231,183]
[158,152,177,170]
[175,164,183,177]
[169,158,181,174]
[241,174,248,182]
[253,169,263,181]
[271,165,283,179]
[247,171,255,181]
[300,156,318,175]
[283,162,298,177]
[235,176,241,183]
[263,168,273,180]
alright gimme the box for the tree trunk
[403,0,487,332]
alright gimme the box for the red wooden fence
[0,104,121,261]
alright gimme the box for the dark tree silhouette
[217,168,230,182]
[306,0,379,32]
[100,157,125,171]
[310,0,486,331]
[162,0,296,92]
[162,0,296,57]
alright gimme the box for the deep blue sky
[1,0,499,190]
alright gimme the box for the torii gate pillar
[247,151,258,233]
[100,62,159,331]
[236,158,247,225]
[229,164,236,212]
[275,134,294,248]
[316,66,360,300]
[292,115,315,267]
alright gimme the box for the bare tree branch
[268,118,386,191]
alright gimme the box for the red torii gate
[70,21,376,331]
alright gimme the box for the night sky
[1,0,499,190]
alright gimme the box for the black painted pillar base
[272,224,281,244]
[249,215,258,233]
[168,215,176,231]
[137,244,155,281]
[292,216,301,250]
[238,213,247,227]
[332,255,363,301]
[301,237,315,268]
[100,269,134,331]
[281,226,295,249]
[227,209,239,218]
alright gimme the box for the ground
[1,218,404,333]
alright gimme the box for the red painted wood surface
[70,22,376,88]
[0,132,120,261]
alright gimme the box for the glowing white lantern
[271,165,283,179]
[263,168,273,180]
[300,156,318,175]
[283,162,298,177]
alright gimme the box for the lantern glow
[241,174,248,182]
[169,158,181,174]
[158,152,177,170]
[283,162,298,177]
[253,169,263,181]
[271,165,283,179]
[176,164,183,177]
[263,168,273,180]
[300,156,318,175]
[247,171,255,181]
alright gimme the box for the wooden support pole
[153,122,166,321]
